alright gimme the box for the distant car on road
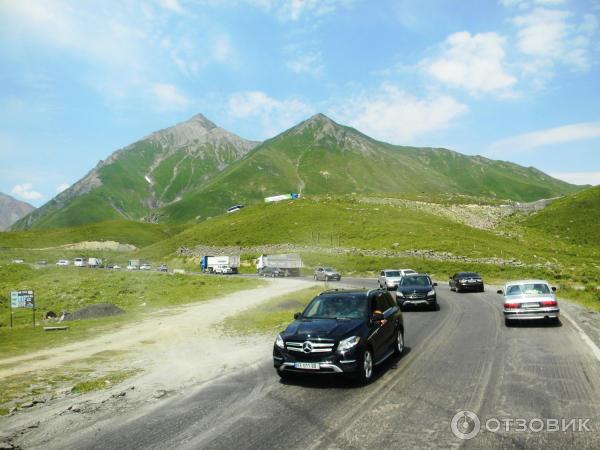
[449,272,484,293]
[273,288,404,384]
[314,267,341,281]
[396,274,438,311]
[214,264,234,274]
[157,264,168,272]
[37,260,48,265]
[378,269,417,290]
[11,259,24,264]
[260,267,284,277]
[498,280,559,326]
[74,257,87,267]
[56,259,70,266]
[140,263,152,271]
[227,204,245,213]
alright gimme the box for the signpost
[9,290,35,328]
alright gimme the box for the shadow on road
[278,347,412,389]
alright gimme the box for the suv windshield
[324,267,335,272]
[506,283,551,296]
[385,271,401,277]
[460,272,480,278]
[400,276,431,287]
[302,294,367,319]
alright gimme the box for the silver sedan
[498,279,560,326]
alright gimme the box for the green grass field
[0,264,262,358]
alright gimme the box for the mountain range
[0,193,35,231]
[11,113,581,230]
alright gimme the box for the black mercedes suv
[396,273,438,310]
[273,289,404,384]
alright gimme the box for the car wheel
[393,328,404,356]
[277,369,292,380]
[455,285,461,293]
[354,349,374,385]
[548,317,561,326]
[430,301,439,311]
[505,318,512,327]
[449,283,454,291]
[480,286,485,293]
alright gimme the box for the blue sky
[1,0,599,206]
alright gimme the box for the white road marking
[562,311,600,363]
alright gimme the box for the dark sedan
[449,272,484,293]
[396,274,438,310]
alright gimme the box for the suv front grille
[286,340,335,354]
[406,292,428,299]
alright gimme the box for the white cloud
[151,83,190,111]
[11,183,43,201]
[510,5,597,78]
[56,183,70,193]
[212,35,234,62]
[228,91,314,137]
[157,0,184,13]
[421,31,517,96]
[286,51,323,76]
[332,84,468,144]
[488,122,600,155]
[248,0,352,21]
[549,172,600,186]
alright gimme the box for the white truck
[201,255,240,274]
[256,254,302,277]
[88,257,103,268]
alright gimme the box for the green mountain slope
[0,220,184,249]
[160,114,581,221]
[523,185,600,246]
[12,115,258,230]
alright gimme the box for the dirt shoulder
[0,278,316,449]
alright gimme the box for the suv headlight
[275,334,284,349]
[397,291,404,297]
[338,336,360,353]
[427,289,435,296]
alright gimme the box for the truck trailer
[200,255,240,274]
[256,254,302,277]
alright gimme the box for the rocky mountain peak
[0,192,35,230]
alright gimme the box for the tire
[505,318,512,327]
[449,283,454,291]
[393,328,404,356]
[548,317,560,326]
[277,369,292,380]
[430,301,438,311]
[480,286,485,293]
[455,285,461,293]
[354,349,374,385]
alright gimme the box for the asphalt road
[64,279,600,449]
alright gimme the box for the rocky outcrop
[0,193,35,230]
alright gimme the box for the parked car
[113,264,121,270]
[449,272,484,293]
[396,274,438,310]
[157,264,168,272]
[73,257,87,267]
[37,260,48,265]
[260,267,284,277]
[11,259,24,264]
[56,259,70,266]
[140,263,152,271]
[378,269,403,290]
[314,267,342,281]
[214,264,234,274]
[273,288,404,384]
[126,264,138,270]
[498,280,559,326]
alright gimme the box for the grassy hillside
[143,196,561,264]
[160,115,581,222]
[522,185,600,247]
[0,220,185,249]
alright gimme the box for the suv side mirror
[293,312,302,320]
[433,282,438,286]
[497,290,503,295]
[372,312,385,322]
[551,286,557,292]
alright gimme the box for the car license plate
[522,302,540,308]
[294,362,320,370]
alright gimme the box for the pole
[9,293,12,329]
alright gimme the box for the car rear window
[506,283,551,296]
[385,271,401,277]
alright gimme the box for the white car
[214,264,234,274]
[140,263,152,271]
[378,269,418,290]
[499,280,560,326]
[74,257,87,267]
[56,259,70,266]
